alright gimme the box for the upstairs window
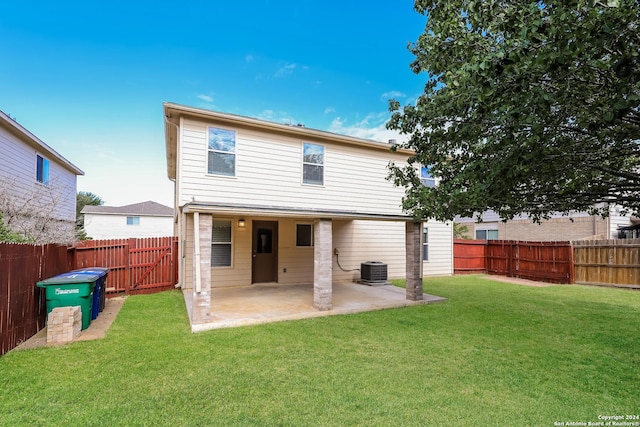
[36,154,50,185]
[420,166,436,188]
[127,216,140,225]
[208,127,236,176]
[302,143,324,185]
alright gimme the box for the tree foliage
[453,222,471,239]
[75,191,104,240]
[388,0,640,222]
[0,212,33,243]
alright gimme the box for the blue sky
[0,1,427,206]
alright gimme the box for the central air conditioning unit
[359,261,389,286]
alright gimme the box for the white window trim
[422,225,429,262]
[206,127,237,178]
[211,218,234,269]
[295,222,314,247]
[475,226,499,240]
[301,142,325,187]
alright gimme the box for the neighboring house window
[302,143,324,185]
[127,216,140,225]
[36,154,50,185]
[420,165,436,188]
[296,223,313,247]
[423,226,429,261]
[212,219,232,267]
[476,229,499,240]
[208,127,236,176]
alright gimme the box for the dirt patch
[480,275,560,287]
[12,296,126,351]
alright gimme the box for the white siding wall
[0,126,77,222]
[178,119,408,216]
[423,220,454,276]
[609,204,633,238]
[83,214,174,239]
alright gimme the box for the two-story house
[164,103,452,330]
[82,201,174,239]
[0,109,83,244]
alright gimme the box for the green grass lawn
[1,276,638,426]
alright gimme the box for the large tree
[388,0,640,222]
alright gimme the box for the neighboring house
[456,207,636,241]
[0,109,83,244]
[163,103,453,327]
[82,201,174,239]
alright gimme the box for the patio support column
[192,212,212,323]
[313,218,333,311]
[406,221,423,301]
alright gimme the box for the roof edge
[0,109,84,176]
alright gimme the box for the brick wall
[497,216,608,241]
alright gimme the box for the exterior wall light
[238,219,246,229]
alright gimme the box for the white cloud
[381,90,406,100]
[275,63,297,78]
[197,94,214,103]
[324,107,336,114]
[328,112,408,144]
[256,109,298,125]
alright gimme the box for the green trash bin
[36,272,100,330]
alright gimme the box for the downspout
[194,212,201,293]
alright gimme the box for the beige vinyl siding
[278,218,314,285]
[180,215,453,290]
[332,220,407,282]
[209,217,252,288]
[178,119,407,216]
[423,220,454,276]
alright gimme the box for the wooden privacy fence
[573,239,640,289]
[453,239,574,283]
[486,240,574,284]
[453,239,486,274]
[1,236,178,356]
[0,243,73,356]
[74,237,179,296]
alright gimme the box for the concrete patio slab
[184,282,447,332]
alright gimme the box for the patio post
[313,218,333,310]
[192,212,212,323]
[406,221,423,301]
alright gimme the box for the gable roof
[82,201,173,216]
[0,109,84,176]
[163,102,412,180]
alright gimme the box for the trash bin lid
[71,267,109,278]
[37,271,101,286]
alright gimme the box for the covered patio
[183,282,447,332]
